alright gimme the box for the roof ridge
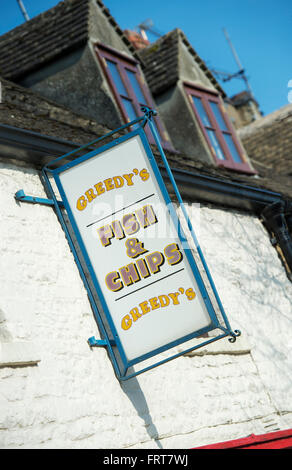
[239,102,292,136]
[0,76,111,136]
[0,0,90,81]
[0,0,89,41]
[0,0,137,80]
[95,0,136,55]
[137,27,224,97]
[176,29,225,97]
[136,30,180,96]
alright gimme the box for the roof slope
[137,28,225,97]
[137,29,180,96]
[0,0,90,81]
[0,77,110,144]
[1,77,290,200]
[0,0,137,82]
[239,103,292,175]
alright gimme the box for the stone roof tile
[0,0,90,80]
[238,103,292,176]
[1,77,290,200]
[137,29,225,97]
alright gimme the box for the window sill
[216,159,257,175]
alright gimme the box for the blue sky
[0,0,291,116]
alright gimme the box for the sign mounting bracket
[88,337,116,347]
[14,189,64,207]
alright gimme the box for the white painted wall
[0,161,291,449]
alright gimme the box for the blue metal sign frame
[16,107,240,380]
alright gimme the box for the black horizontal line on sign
[86,193,155,227]
[114,268,185,302]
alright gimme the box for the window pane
[223,134,243,163]
[106,60,128,96]
[122,98,139,128]
[206,130,226,160]
[126,69,146,104]
[209,101,228,131]
[192,96,212,127]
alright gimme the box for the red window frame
[95,43,174,152]
[184,83,255,174]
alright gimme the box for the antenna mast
[17,0,30,21]
[137,19,163,40]
[222,27,254,99]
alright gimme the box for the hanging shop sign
[54,132,218,362]
[15,109,240,380]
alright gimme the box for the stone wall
[155,85,214,165]
[22,45,122,130]
[0,160,291,449]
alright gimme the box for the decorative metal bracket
[140,105,157,120]
[228,329,241,343]
[15,189,64,207]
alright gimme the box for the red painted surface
[195,428,292,449]
[124,30,150,50]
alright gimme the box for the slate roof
[137,29,226,97]
[0,0,90,81]
[0,0,136,81]
[1,77,291,201]
[0,77,111,145]
[135,29,291,199]
[0,1,222,98]
[238,103,292,177]
[0,0,290,202]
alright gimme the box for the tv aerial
[16,0,30,21]
[137,19,163,40]
[211,28,255,99]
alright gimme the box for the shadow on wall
[0,307,13,342]
[121,373,163,449]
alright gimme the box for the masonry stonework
[1,160,291,449]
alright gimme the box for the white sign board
[57,135,213,361]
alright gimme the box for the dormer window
[95,44,174,151]
[185,84,255,174]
